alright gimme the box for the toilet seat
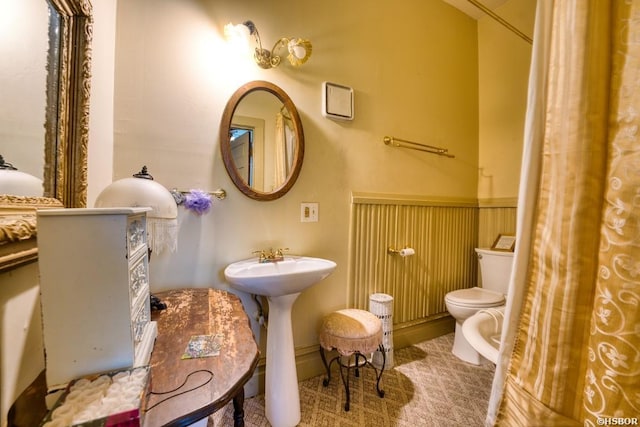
[445,287,504,308]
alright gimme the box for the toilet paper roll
[399,247,415,257]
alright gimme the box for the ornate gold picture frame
[0,0,92,272]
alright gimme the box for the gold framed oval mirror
[0,0,92,271]
[220,81,304,201]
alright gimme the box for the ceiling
[442,0,509,20]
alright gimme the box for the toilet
[444,248,514,365]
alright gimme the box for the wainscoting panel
[349,194,479,327]
[478,199,518,248]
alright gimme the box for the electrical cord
[145,369,214,411]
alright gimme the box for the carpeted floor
[211,333,495,426]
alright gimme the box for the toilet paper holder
[387,246,415,257]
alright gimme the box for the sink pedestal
[223,256,337,427]
[265,293,301,427]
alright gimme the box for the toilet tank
[475,248,514,295]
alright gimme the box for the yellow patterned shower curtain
[488,1,640,425]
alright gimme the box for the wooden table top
[144,288,259,426]
[8,288,259,427]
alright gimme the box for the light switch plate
[300,203,318,222]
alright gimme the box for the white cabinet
[37,208,157,390]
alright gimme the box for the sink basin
[224,256,336,297]
[462,306,505,364]
[224,255,336,427]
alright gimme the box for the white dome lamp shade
[0,155,43,197]
[95,166,178,255]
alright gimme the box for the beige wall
[112,0,479,361]
[477,0,536,201]
[1,0,536,421]
[476,0,534,255]
[87,0,119,206]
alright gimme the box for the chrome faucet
[253,248,289,263]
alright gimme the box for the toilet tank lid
[475,248,514,257]
[446,287,505,306]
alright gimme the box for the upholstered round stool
[318,308,386,411]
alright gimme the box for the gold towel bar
[383,136,455,158]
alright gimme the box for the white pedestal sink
[224,256,336,427]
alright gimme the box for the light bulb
[224,22,250,41]
[291,45,306,59]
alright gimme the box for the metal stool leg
[354,352,364,378]
[355,347,386,399]
[319,345,386,411]
[374,344,386,398]
[320,346,341,387]
[338,355,352,411]
[319,346,331,386]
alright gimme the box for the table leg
[232,387,245,427]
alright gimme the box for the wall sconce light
[224,20,312,69]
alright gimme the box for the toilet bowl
[444,248,513,365]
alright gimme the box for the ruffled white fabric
[147,217,178,254]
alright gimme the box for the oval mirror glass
[220,81,304,201]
